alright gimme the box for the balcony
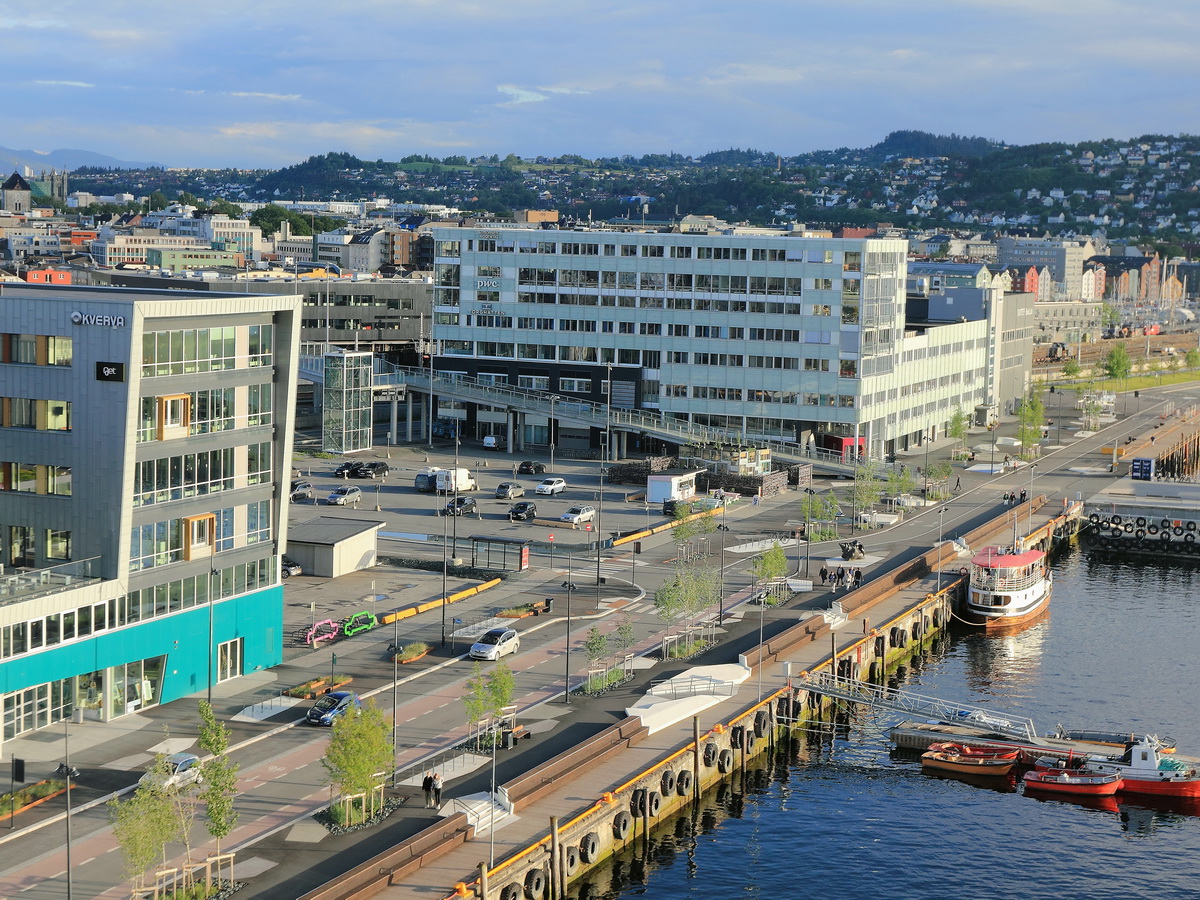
[0,558,102,606]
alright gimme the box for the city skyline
[5,0,1200,169]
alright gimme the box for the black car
[334,461,364,478]
[508,500,537,521]
[517,461,546,475]
[441,496,479,516]
[354,461,390,479]
[663,499,694,517]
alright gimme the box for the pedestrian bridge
[298,343,857,473]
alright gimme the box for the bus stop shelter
[469,535,533,572]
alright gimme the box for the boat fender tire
[500,884,521,900]
[579,832,600,864]
[1187,533,1197,544]
[1161,532,1172,542]
[1110,528,1123,539]
[717,749,734,773]
[754,709,771,737]
[660,769,676,795]
[612,811,632,840]
[875,634,887,656]
[564,844,582,876]
[890,626,908,648]
[646,790,662,817]
[958,566,968,576]
[932,609,944,627]
[912,620,923,639]
[1188,521,1197,532]
[524,867,546,900]
[1136,516,1147,527]
[1135,529,1146,540]
[1148,525,1159,535]
[1161,519,1172,530]
[703,742,718,767]
[1088,513,1100,524]
[1110,514,1122,525]
[676,769,693,796]
[630,788,647,815]
[1175,526,1185,536]
[1124,523,1134,533]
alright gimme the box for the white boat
[962,545,1051,630]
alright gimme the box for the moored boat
[962,545,1051,629]
[1023,769,1122,797]
[921,748,1017,776]
[1089,736,1200,798]
[929,742,1020,761]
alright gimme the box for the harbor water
[570,547,1200,900]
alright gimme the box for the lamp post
[989,420,998,474]
[563,554,575,704]
[803,488,816,576]
[549,395,558,472]
[718,504,728,623]
[55,727,79,900]
[1028,463,1037,531]
[391,606,400,786]
[937,506,946,594]
[440,500,449,647]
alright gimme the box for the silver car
[495,482,525,499]
[138,752,204,790]
[469,627,521,660]
[326,485,362,506]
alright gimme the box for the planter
[0,781,67,822]
[497,611,536,619]
[323,678,353,693]
[286,679,327,699]
[398,650,431,665]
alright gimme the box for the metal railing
[797,671,1037,742]
[0,557,102,606]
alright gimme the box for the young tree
[1062,358,1082,379]
[616,613,635,654]
[463,662,489,735]
[1185,348,1200,370]
[198,701,239,855]
[486,662,516,720]
[321,700,394,801]
[584,625,609,665]
[110,784,175,893]
[946,406,970,457]
[1016,393,1045,460]
[926,461,954,500]
[849,457,885,526]
[653,574,688,637]
[751,541,789,603]
[886,465,915,498]
[1101,343,1132,381]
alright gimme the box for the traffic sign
[548,533,555,541]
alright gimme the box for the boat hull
[1024,771,1121,796]
[922,751,1016,776]
[962,585,1051,630]
[1113,775,1200,798]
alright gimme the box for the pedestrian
[854,569,863,588]
[432,772,444,806]
[836,566,846,586]
[1019,489,1027,503]
[422,772,434,808]
[819,565,828,585]
[954,476,961,492]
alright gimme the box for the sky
[5,0,1200,170]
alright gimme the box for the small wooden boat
[922,748,1016,776]
[1024,769,1122,797]
[929,742,1020,761]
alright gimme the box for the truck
[414,466,443,492]
[435,467,478,493]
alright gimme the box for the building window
[156,394,191,441]
[45,529,71,560]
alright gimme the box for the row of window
[439,342,846,368]
[129,501,271,572]
[1,333,72,367]
[140,325,273,377]
[1,397,71,431]
[447,239,860,266]
[132,443,271,507]
[0,557,276,661]
[136,385,273,443]
[0,462,72,496]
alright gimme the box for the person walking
[432,772,444,806]
[1019,488,1027,503]
[854,569,863,588]
[819,565,829,585]
[422,772,434,808]
[954,476,961,492]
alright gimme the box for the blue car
[306,691,361,726]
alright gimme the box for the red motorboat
[1024,769,1122,797]
[929,742,1020,761]
[1090,737,1200,799]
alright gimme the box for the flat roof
[287,516,386,545]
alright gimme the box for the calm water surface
[572,548,1200,900]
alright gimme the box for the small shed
[646,469,705,504]
[285,516,386,578]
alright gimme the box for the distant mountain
[868,130,1004,160]
[0,146,163,174]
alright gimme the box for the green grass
[394,642,431,663]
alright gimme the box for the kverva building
[0,283,301,742]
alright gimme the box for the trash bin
[502,729,516,750]
[543,597,554,613]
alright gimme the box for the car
[281,555,302,578]
[535,477,567,495]
[306,691,362,726]
[518,461,546,475]
[469,627,520,661]
[495,482,525,499]
[334,461,364,479]
[508,500,537,521]
[354,461,390,479]
[290,480,314,501]
[560,505,596,524]
[138,752,203,790]
[441,496,478,516]
[662,498,694,517]
[326,485,362,506]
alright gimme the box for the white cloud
[497,85,549,105]
[228,91,303,102]
[33,80,94,88]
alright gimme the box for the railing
[0,557,102,606]
[798,671,1037,742]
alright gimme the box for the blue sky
[5,0,1200,169]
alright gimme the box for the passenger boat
[961,545,1051,629]
[1089,736,1200,798]
[921,748,1017,776]
[1023,769,1122,797]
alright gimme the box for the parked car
[441,496,479,516]
[518,461,546,475]
[495,482,525,499]
[354,461,390,479]
[306,691,361,726]
[334,461,363,479]
[281,555,302,578]
[560,505,596,525]
[535,477,567,495]
[414,466,443,492]
[290,480,314,501]
[483,435,506,450]
[469,627,520,661]
[326,485,362,506]
[663,498,694,517]
[508,501,538,521]
[138,752,203,790]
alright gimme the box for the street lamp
[936,506,946,594]
[55,728,79,900]
[549,395,558,472]
[563,554,575,703]
[718,504,729,623]
[803,488,816,576]
[390,606,400,786]
[1028,463,1037,531]
[440,500,449,647]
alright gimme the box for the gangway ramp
[796,671,1037,742]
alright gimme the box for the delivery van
[435,467,478,493]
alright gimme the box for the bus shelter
[469,535,533,572]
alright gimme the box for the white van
[483,435,506,450]
[435,468,478,493]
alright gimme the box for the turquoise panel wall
[0,586,283,703]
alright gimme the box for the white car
[535,477,567,495]
[138,752,203,790]
[469,627,520,661]
[326,485,362,506]
[560,505,596,524]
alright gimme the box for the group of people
[422,771,444,809]
[1002,489,1028,506]
[818,565,863,591]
